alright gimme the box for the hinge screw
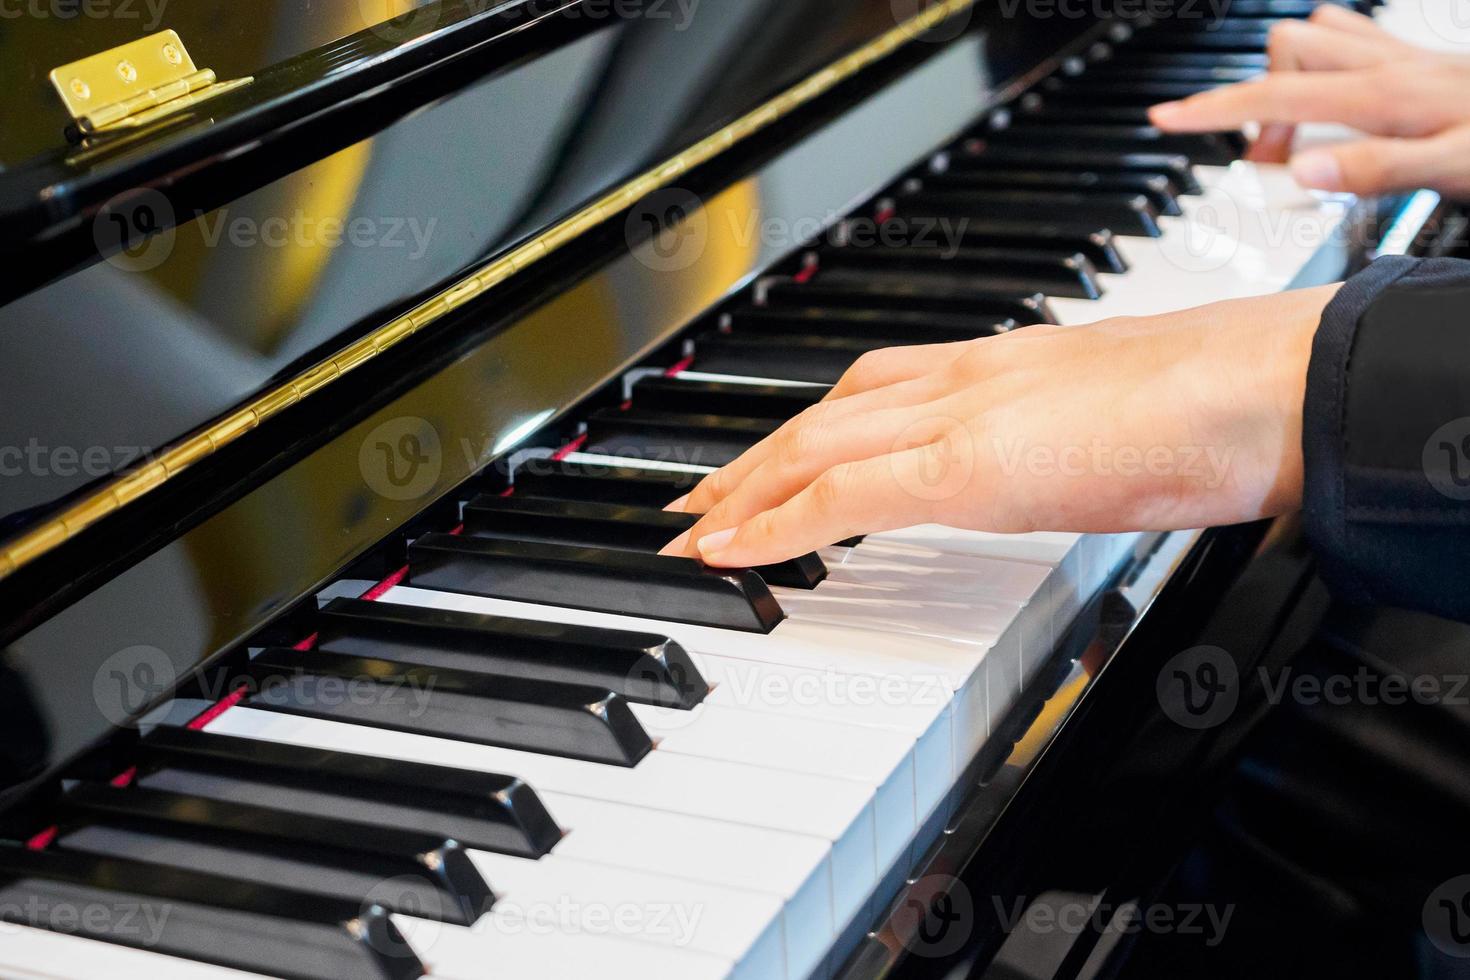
[117,60,138,83]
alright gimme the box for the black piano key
[0,847,421,980]
[462,494,827,589]
[1105,51,1269,70]
[1015,103,1157,126]
[923,168,1181,216]
[762,278,1056,324]
[1206,0,1321,14]
[318,596,707,708]
[691,332,905,385]
[899,188,1162,238]
[1070,64,1260,84]
[245,645,653,766]
[409,532,785,633]
[944,145,1201,196]
[1125,29,1273,52]
[133,725,561,857]
[1039,78,1221,102]
[815,245,1104,299]
[724,304,1011,343]
[54,782,492,925]
[879,214,1129,274]
[514,460,704,507]
[1145,15,1294,33]
[979,125,1245,166]
[507,459,865,549]
[630,375,826,419]
[584,406,777,469]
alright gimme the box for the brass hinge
[49,30,252,136]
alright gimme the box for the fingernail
[665,493,691,512]
[1290,150,1342,191]
[696,527,737,558]
[661,530,692,556]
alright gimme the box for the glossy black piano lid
[0,0,955,531]
[0,0,1102,811]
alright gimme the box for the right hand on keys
[1148,4,1470,198]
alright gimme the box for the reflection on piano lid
[0,1,1452,979]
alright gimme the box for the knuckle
[845,349,889,383]
[812,463,855,513]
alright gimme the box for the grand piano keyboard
[0,3,1428,979]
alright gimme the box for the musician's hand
[1148,4,1470,197]
[659,285,1339,568]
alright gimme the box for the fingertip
[664,493,691,512]
[1148,100,1184,128]
[695,526,738,564]
[659,529,693,557]
[1290,149,1343,191]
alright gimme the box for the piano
[0,0,1460,977]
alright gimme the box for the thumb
[1290,128,1470,196]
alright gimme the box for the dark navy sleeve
[1301,255,1470,622]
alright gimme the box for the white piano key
[206,707,881,929]
[0,925,272,980]
[411,912,734,980]
[1049,162,1351,326]
[469,851,784,979]
[693,653,954,817]
[538,790,835,978]
[630,702,918,876]
[377,584,994,774]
